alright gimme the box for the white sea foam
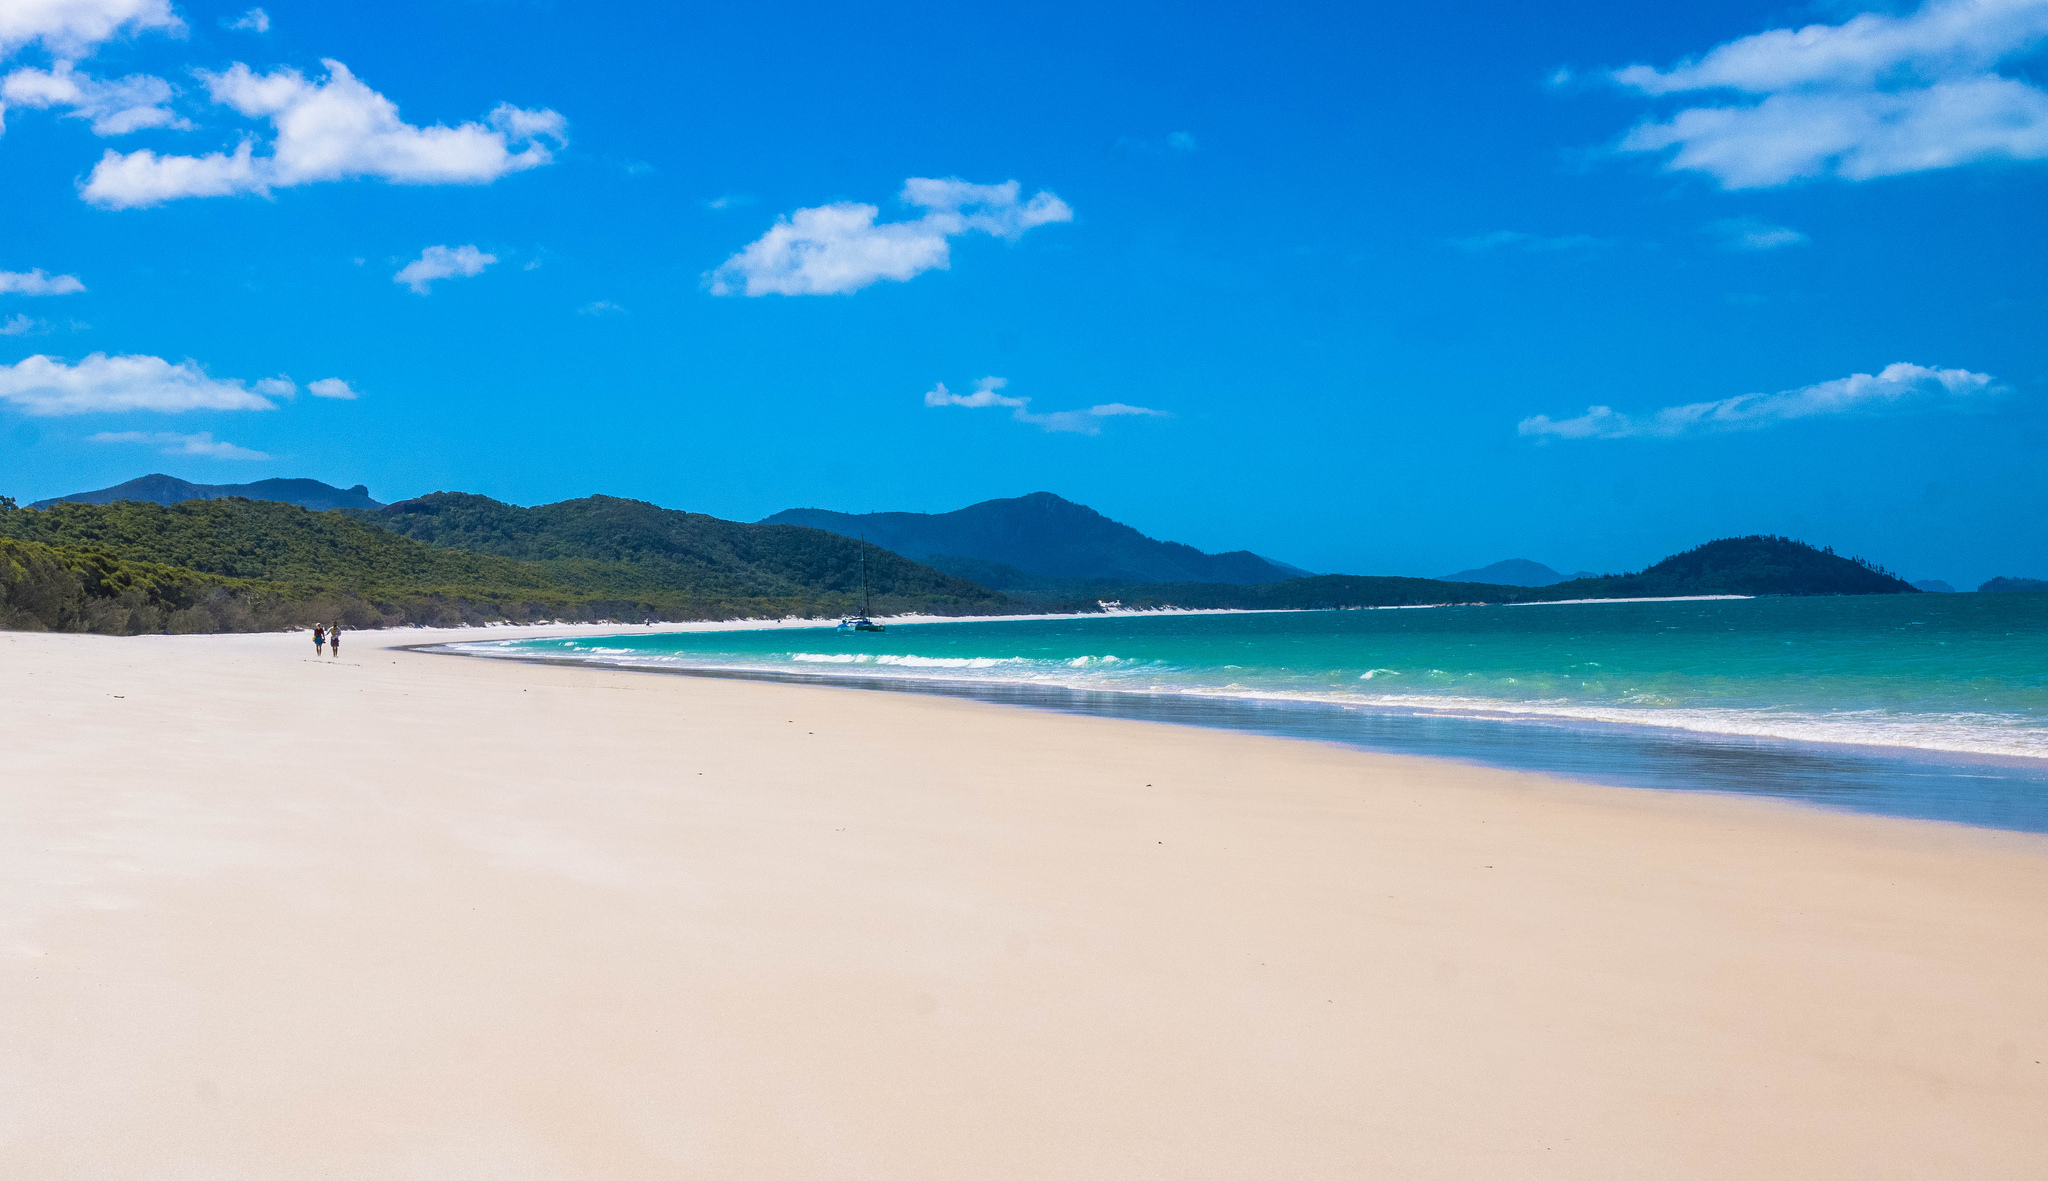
[789,652,1027,669]
[447,630,2048,763]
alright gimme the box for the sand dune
[2,625,2043,1178]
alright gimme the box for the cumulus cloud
[393,244,496,294]
[307,377,356,399]
[1,62,188,135]
[0,267,85,294]
[0,353,283,415]
[1452,230,1610,253]
[1611,0,2048,187]
[81,59,566,208]
[228,8,269,33]
[0,0,182,60]
[90,430,269,459]
[1709,216,1810,250]
[923,376,1167,436]
[1518,362,1999,439]
[708,177,1072,296]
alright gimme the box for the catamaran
[838,539,886,632]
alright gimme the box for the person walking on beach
[313,624,326,656]
[329,623,341,658]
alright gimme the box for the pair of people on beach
[312,624,342,657]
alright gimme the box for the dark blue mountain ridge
[30,473,382,512]
[1438,558,1598,587]
[762,492,1308,585]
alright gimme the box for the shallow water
[444,593,2048,832]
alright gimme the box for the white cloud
[253,375,295,397]
[923,376,1168,436]
[393,244,496,294]
[0,0,182,60]
[0,267,86,294]
[89,430,269,460]
[1,62,188,135]
[81,59,567,208]
[1,313,41,335]
[924,375,1027,409]
[1452,230,1610,253]
[708,177,1072,296]
[1611,0,2048,186]
[1015,403,1169,435]
[1709,216,1810,250]
[228,8,268,33]
[307,377,355,398]
[578,300,625,315]
[0,353,281,415]
[1518,362,2000,439]
[1167,131,1198,151]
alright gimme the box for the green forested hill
[0,496,1008,633]
[358,492,1000,610]
[1538,536,1916,599]
[1014,535,1917,610]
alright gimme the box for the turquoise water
[447,593,2048,829]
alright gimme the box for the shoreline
[421,639,2048,834]
[6,626,2044,1177]
[248,590,1771,642]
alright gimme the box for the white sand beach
[2,624,2044,1179]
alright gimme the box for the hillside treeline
[0,497,1010,635]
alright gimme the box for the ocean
[443,592,2048,832]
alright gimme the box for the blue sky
[2,0,2044,587]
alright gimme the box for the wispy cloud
[578,300,625,315]
[90,430,270,460]
[1,63,189,135]
[1452,230,1610,253]
[708,177,1072,296]
[307,377,356,399]
[1610,0,2048,187]
[0,0,182,59]
[1709,216,1809,251]
[1109,131,1200,158]
[393,244,496,294]
[227,8,269,33]
[1519,362,2000,440]
[82,60,566,208]
[924,376,1168,436]
[0,268,86,295]
[1,313,41,335]
[0,353,288,416]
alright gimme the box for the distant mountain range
[1911,580,1956,593]
[1980,577,2048,593]
[1,475,1930,636]
[31,473,382,512]
[762,492,1308,589]
[1438,558,1596,587]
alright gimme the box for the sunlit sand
[3,625,2044,1178]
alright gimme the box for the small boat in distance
[838,538,886,633]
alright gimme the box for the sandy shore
[2,626,2044,1179]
